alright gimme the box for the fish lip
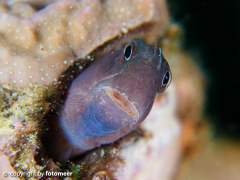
[100,86,139,122]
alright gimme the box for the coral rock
[0,0,168,87]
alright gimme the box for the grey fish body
[46,38,172,162]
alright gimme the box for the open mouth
[103,87,139,122]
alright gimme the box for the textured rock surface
[0,0,168,87]
[0,85,52,179]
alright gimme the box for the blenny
[45,38,172,162]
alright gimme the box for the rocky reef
[0,0,204,179]
[0,0,168,87]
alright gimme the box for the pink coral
[0,0,168,87]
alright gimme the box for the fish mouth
[102,86,139,122]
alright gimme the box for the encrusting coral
[0,0,168,87]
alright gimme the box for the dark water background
[167,0,240,139]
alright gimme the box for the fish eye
[161,70,172,90]
[124,44,133,61]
